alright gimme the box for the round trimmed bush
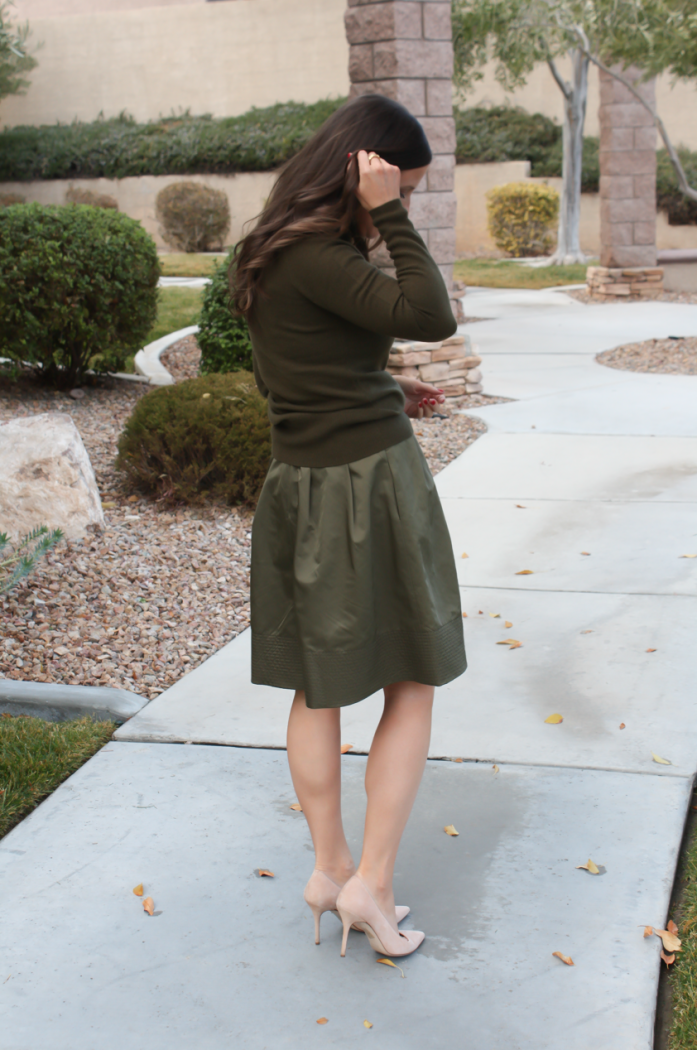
[0,202,159,387]
[486,182,560,257]
[155,181,230,253]
[116,372,270,505]
[198,256,253,375]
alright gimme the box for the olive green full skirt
[250,434,466,709]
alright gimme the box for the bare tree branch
[547,56,572,99]
[580,46,697,202]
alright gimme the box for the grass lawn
[149,286,204,343]
[662,787,697,1049]
[159,253,225,278]
[454,257,593,289]
[0,714,115,839]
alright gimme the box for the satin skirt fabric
[250,434,466,709]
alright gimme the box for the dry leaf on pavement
[461,552,469,558]
[679,554,697,558]
[489,612,500,618]
[545,713,563,724]
[340,744,353,754]
[661,950,676,967]
[255,869,275,877]
[668,920,679,935]
[496,638,521,648]
[581,551,591,556]
[363,1020,373,1028]
[444,824,459,836]
[516,504,526,509]
[580,629,593,634]
[576,859,600,875]
[652,752,672,765]
[646,648,657,653]
[289,803,303,811]
[143,897,154,916]
[133,884,144,897]
[377,958,406,978]
[515,569,534,575]
[492,765,499,773]
[505,621,513,628]
[654,928,682,952]
[619,723,626,729]
[644,926,654,938]
[454,757,464,763]
[552,952,574,966]
[316,1017,328,1025]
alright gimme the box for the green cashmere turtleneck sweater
[249,198,457,468]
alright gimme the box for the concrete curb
[134,325,200,386]
[0,679,149,724]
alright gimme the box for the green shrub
[657,147,697,225]
[455,105,561,170]
[156,180,230,252]
[64,185,118,209]
[198,257,253,375]
[486,182,560,257]
[0,99,346,182]
[116,372,270,505]
[534,135,600,192]
[0,203,159,387]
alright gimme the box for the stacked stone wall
[387,333,482,398]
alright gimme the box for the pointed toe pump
[336,874,424,958]
[304,869,409,945]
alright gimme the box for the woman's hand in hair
[354,150,402,212]
[392,375,446,419]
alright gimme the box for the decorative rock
[0,412,104,541]
[386,333,484,399]
[586,265,664,299]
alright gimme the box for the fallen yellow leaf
[580,629,593,634]
[444,824,459,836]
[515,569,534,575]
[363,1020,373,1029]
[133,883,144,897]
[545,713,563,724]
[377,958,406,978]
[668,919,680,935]
[661,950,676,967]
[654,928,682,953]
[256,869,275,877]
[576,858,600,875]
[651,752,672,765]
[289,803,303,811]
[580,551,591,556]
[679,554,697,558]
[504,621,513,628]
[643,926,654,938]
[646,648,657,653]
[461,552,469,559]
[496,638,520,646]
[340,744,353,754]
[454,757,463,763]
[102,500,116,509]
[143,897,154,916]
[508,641,522,649]
[516,504,526,509]
[317,1017,328,1025]
[619,723,626,729]
[462,612,468,618]
[492,764,499,773]
[552,952,574,966]
[489,612,500,618]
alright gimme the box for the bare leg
[286,690,355,885]
[356,681,433,929]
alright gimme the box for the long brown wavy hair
[231,94,431,318]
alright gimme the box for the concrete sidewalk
[2,288,696,1048]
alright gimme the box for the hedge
[1,100,694,224]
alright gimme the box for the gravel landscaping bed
[596,336,697,375]
[1,366,499,700]
[568,289,697,306]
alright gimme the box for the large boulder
[0,412,104,541]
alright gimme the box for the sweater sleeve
[291,199,457,343]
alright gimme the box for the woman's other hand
[354,150,401,212]
[392,375,446,419]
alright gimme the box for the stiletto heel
[336,874,424,958]
[303,869,410,945]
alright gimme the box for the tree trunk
[550,48,589,265]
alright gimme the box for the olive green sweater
[249,198,457,468]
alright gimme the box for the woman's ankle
[316,858,356,885]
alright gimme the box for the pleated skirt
[250,434,466,709]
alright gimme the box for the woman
[233,94,466,959]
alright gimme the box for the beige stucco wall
[2,0,349,127]
[3,165,695,255]
[0,171,277,248]
[460,57,697,152]
[14,0,205,15]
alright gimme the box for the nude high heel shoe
[303,869,410,945]
[336,874,424,958]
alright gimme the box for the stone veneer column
[344,0,463,319]
[599,65,658,268]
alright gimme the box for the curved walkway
[1,289,696,1048]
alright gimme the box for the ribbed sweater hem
[270,411,413,469]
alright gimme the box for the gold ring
[367,151,380,163]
